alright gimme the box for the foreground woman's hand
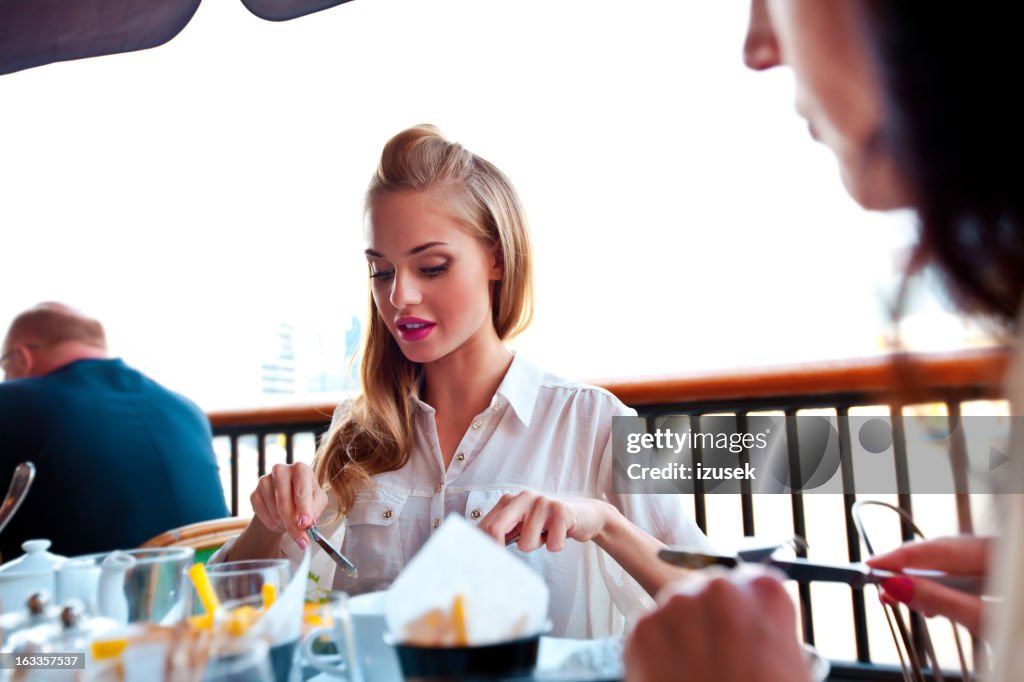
[250,462,329,549]
[624,569,811,682]
[476,491,614,552]
[866,535,990,638]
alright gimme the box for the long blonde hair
[315,125,534,516]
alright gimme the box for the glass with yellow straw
[192,560,297,682]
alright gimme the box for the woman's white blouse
[225,354,710,638]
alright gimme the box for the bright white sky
[0,0,985,409]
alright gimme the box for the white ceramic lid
[0,540,66,577]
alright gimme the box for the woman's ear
[490,244,505,281]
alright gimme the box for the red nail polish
[881,577,914,604]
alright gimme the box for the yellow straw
[188,613,214,632]
[187,563,221,615]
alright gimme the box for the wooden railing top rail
[207,348,1011,429]
[606,347,1010,407]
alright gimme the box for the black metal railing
[209,349,1008,681]
[634,401,987,669]
[211,420,331,518]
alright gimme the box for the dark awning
[0,0,355,76]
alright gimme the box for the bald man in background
[0,303,229,560]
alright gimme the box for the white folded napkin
[385,514,549,645]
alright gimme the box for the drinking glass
[202,559,298,682]
[203,637,276,682]
[300,592,369,682]
[56,547,194,624]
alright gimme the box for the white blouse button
[470,508,481,520]
[472,420,483,430]
[456,452,465,461]
[435,482,444,493]
[383,508,393,519]
[432,518,440,529]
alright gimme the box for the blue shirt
[0,358,229,560]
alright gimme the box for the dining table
[304,635,625,682]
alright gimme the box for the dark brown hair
[860,2,1022,323]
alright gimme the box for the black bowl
[389,632,542,681]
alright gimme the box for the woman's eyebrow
[364,241,450,258]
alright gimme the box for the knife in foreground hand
[307,525,359,579]
[658,549,985,596]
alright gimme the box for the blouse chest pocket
[338,488,408,594]
[463,488,544,575]
[464,488,522,526]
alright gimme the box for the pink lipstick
[396,316,436,341]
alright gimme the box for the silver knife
[504,526,548,546]
[307,525,359,579]
[658,549,986,596]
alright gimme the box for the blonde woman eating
[222,125,709,637]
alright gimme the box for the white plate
[348,590,387,616]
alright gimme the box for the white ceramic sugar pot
[0,540,65,614]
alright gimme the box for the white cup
[302,591,399,682]
[55,558,101,611]
[349,591,400,682]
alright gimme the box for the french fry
[187,563,220,615]
[187,613,214,632]
[452,594,468,646]
[90,637,129,661]
[261,582,278,610]
[403,594,471,646]
[226,605,260,637]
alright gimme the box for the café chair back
[140,516,249,564]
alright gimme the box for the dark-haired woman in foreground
[625,0,1021,679]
